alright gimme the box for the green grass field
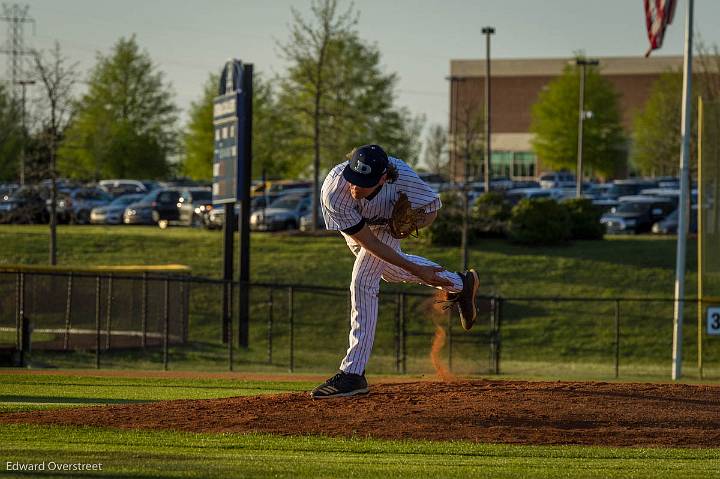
[1,372,718,478]
[0,225,717,379]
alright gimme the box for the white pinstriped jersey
[321,157,441,237]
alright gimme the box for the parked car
[0,183,19,201]
[591,198,620,214]
[206,205,228,230]
[504,187,555,206]
[90,193,146,225]
[652,206,698,234]
[584,183,614,200]
[178,187,213,227]
[418,173,449,194]
[98,179,148,198]
[51,187,113,224]
[490,176,514,191]
[299,207,326,231]
[251,180,313,197]
[539,171,576,189]
[600,195,675,234]
[249,193,311,231]
[0,186,49,224]
[605,179,658,200]
[123,189,180,226]
[250,193,284,213]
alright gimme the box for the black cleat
[311,371,369,399]
[441,269,479,331]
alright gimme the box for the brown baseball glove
[389,192,426,239]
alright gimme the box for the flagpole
[672,0,694,381]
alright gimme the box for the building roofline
[450,55,690,77]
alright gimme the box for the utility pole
[1,3,35,185]
[15,78,33,185]
[575,57,599,197]
[481,26,495,193]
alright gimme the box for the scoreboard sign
[213,60,246,204]
[708,306,720,336]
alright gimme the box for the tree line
[0,0,424,185]
[2,0,718,188]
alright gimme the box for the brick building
[448,55,684,181]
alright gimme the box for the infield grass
[0,373,315,412]
[1,372,718,478]
[1,425,717,478]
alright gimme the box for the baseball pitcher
[311,144,478,399]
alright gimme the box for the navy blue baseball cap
[342,144,389,188]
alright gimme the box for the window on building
[513,152,537,179]
[491,151,512,178]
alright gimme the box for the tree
[181,74,216,181]
[630,70,684,176]
[33,41,79,265]
[530,60,626,177]
[181,73,296,181]
[453,93,484,182]
[423,123,449,176]
[59,36,178,180]
[0,84,22,181]
[278,0,424,230]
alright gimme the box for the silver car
[250,193,311,231]
[91,193,146,225]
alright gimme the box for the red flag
[644,0,678,57]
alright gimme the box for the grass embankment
[0,225,715,379]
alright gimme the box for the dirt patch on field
[3,380,720,447]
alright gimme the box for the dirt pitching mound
[4,380,720,447]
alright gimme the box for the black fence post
[95,276,101,369]
[163,278,169,371]
[447,307,453,371]
[179,279,186,344]
[289,286,294,373]
[105,274,113,350]
[228,281,234,372]
[64,272,72,350]
[15,272,22,351]
[614,299,620,379]
[491,297,502,375]
[400,292,407,374]
[394,293,400,373]
[141,272,148,349]
[267,288,273,365]
[489,296,496,373]
[20,313,30,366]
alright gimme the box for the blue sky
[12,0,718,134]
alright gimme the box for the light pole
[15,79,35,186]
[575,58,598,197]
[481,27,495,193]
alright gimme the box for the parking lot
[0,173,696,236]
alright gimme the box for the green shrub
[508,198,571,245]
[426,191,463,245]
[563,198,605,240]
[472,192,512,237]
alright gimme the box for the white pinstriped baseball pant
[339,229,464,375]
